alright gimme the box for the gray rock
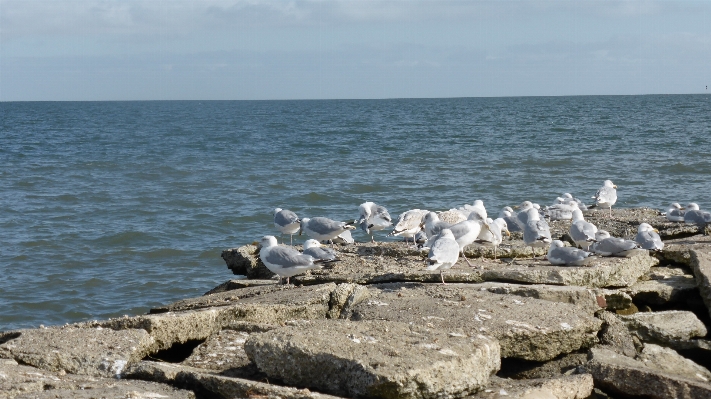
[181,329,260,374]
[0,326,153,378]
[596,311,639,357]
[658,237,711,320]
[0,359,194,399]
[327,283,370,319]
[222,245,273,278]
[244,319,501,399]
[620,310,708,345]
[204,279,277,295]
[471,374,594,399]
[622,274,698,306]
[479,283,631,314]
[347,283,601,361]
[127,361,341,399]
[583,347,711,399]
[638,344,711,384]
[79,307,224,353]
[497,353,589,380]
[151,282,336,314]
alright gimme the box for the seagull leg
[290,234,293,246]
[440,271,447,285]
[286,276,290,285]
[462,250,474,267]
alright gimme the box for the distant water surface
[1,95,710,330]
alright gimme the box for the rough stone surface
[245,319,501,399]
[497,353,589,380]
[622,267,699,305]
[181,329,260,375]
[222,244,274,278]
[81,308,223,353]
[287,246,656,288]
[620,310,708,345]
[479,283,631,314]
[638,343,711,384]
[346,283,601,361]
[127,361,342,399]
[0,358,194,399]
[327,283,370,319]
[583,347,711,399]
[658,237,711,320]
[596,311,639,357]
[204,278,276,295]
[0,327,153,378]
[472,374,594,399]
[151,282,336,314]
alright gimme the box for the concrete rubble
[1,208,709,398]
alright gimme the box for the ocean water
[1,95,710,331]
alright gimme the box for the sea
[1,95,710,331]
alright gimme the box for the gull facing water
[259,236,326,284]
[273,208,301,245]
[592,180,618,218]
[425,229,460,284]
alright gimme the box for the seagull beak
[504,230,511,236]
[680,207,686,210]
[613,185,618,189]
[653,229,659,233]
[513,205,520,209]
[251,241,259,246]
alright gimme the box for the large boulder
[583,347,711,398]
[346,283,601,361]
[244,319,501,399]
[620,310,708,345]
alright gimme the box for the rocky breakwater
[2,209,711,398]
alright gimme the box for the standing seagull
[273,208,301,245]
[665,203,686,222]
[635,223,664,251]
[259,236,326,285]
[425,229,460,284]
[522,208,552,258]
[592,180,618,218]
[388,209,428,248]
[300,217,356,247]
[684,203,711,235]
[358,202,393,243]
[475,218,510,260]
[569,209,598,251]
[425,217,486,266]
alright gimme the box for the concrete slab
[244,319,500,399]
[583,347,711,399]
[0,326,153,378]
[346,283,601,361]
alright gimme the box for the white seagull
[273,208,301,245]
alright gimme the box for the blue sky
[1,0,710,101]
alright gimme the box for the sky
[1,0,710,101]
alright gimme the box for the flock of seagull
[258,180,711,284]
